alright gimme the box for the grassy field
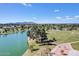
[47,30,79,50]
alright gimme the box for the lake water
[0,31,28,56]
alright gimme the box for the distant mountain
[14,22,79,24]
[3,22,36,25]
[14,22,36,24]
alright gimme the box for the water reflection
[3,34,8,37]
[21,30,26,34]
[0,34,8,38]
[0,35,1,38]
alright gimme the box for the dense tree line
[0,24,79,34]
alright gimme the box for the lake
[0,31,28,56]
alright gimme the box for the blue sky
[0,3,79,24]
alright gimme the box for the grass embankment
[47,30,79,50]
[24,30,79,56]
[71,42,79,50]
[23,39,55,56]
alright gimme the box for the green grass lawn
[47,30,79,50]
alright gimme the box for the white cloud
[56,17,62,19]
[65,16,73,19]
[54,9,60,13]
[22,3,32,7]
[32,17,37,19]
[65,16,70,18]
[55,15,79,20]
[75,16,79,18]
[24,19,33,22]
[66,17,73,19]
[55,16,74,20]
[28,4,32,6]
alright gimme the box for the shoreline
[22,37,55,56]
[0,30,27,35]
[23,49,29,56]
[23,37,31,56]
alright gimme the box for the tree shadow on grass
[39,40,57,46]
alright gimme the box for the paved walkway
[49,43,79,56]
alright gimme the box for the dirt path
[70,41,79,44]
